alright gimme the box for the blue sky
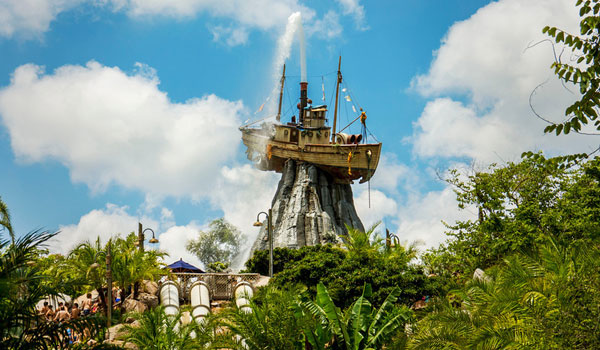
[0,0,589,267]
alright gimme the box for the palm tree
[68,237,110,313]
[341,222,384,258]
[110,232,167,319]
[222,286,305,349]
[0,196,14,241]
[408,237,600,349]
[0,229,111,349]
[111,232,167,300]
[122,305,215,349]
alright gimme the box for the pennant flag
[352,105,356,113]
[345,95,351,102]
[257,102,265,113]
[322,79,326,101]
[342,87,347,92]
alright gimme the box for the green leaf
[544,124,556,133]
[316,283,350,347]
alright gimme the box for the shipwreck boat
[240,57,381,184]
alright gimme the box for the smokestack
[299,82,308,124]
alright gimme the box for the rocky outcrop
[251,159,364,252]
[138,292,159,309]
[123,298,147,313]
[141,280,159,296]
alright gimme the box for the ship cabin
[273,104,332,147]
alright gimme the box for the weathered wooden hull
[241,128,381,184]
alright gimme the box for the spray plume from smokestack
[267,12,306,116]
[297,15,306,82]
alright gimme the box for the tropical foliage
[222,283,412,350]
[221,286,305,349]
[410,238,600,349]
[246,225,438,309]
[0,220,109,348]
[424,153,600,279]
[122,305,216,349]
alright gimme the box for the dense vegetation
[244,225,439,309]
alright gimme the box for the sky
[0,0,592,269]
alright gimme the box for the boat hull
[241,128,381,184]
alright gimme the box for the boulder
[251,159,364,253]
[138,292,159,309]
[123,298,147,314]
[106,324,127,341]
[142,280,159,296]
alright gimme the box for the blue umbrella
[167,258,204,273]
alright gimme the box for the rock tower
[251,159,364,252]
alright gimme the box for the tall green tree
[186,218,244,269]
[68,237,110,313]
[425,153,600,278]
[111,232,167,299]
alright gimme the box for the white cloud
[394,186,475,249]
[209,25,249,46]
[50,203,158,254]
[335,0,366,29]
[410,0,592,163]
[114,0,314,28]
[0,0,363,44]
[0,0,83,38]
[308,10,343,40]
[208,164,279,266]
[367,153,414,194]
[49,203,204,268]
[157,223,204,268]
[354,189,398,231]
[0,61,244,198]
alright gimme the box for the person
[71,303,81,319]
[90,300,99,314]
[82,293,92,316]
[45,305,55,321]
[54,306,71,323]
[39,301,49,316]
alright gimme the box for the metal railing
[165,273,260,301]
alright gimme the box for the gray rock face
[251,159,364,252]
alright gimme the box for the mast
[276,64,286,122]
[332,56,342,143]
